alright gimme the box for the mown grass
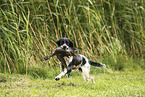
[0,0,145,74]
[0,71,145,97]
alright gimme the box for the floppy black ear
[56,40,61,46]
[69,40,73,47]
[56,38,74,47]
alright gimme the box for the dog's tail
[89,60,106,67]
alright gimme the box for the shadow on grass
[57,82,78,87]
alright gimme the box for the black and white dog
[44,38,80,72]
[45,38,106,83]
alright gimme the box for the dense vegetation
[0,0,145,76]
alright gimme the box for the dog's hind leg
[89,75,95,83]
[81,66,95,83]
[81,66,90,83]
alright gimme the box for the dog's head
[56,38,73,50]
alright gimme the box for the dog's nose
[63,46,66,50]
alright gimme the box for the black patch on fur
[82,57,86,66]
[69,56,82,66]
[67,66,72,73]
[78,67,82,72]
[56,38,73,47]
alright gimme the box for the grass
[0,0,145,74]
[0,71,145,97]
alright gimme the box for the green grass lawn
[0,71,145,97]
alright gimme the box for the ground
[0,71,145,97]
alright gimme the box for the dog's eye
[61,40,64,45]
[65,41,68,44]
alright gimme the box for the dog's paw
[55,77,60,81]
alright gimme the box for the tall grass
[0,0,144,75]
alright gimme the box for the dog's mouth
[63,46,67,50]
[61,44,69,50]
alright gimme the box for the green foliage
[0,0,145,74]
[27,65,60,79]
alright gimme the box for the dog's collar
[73,56,79,62]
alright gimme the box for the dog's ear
[56,40,61,46]
[68,40,73,47]
[56,38,74,47]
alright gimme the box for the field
[0,70,145,97]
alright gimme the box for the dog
[44,38,106,83]
[44,37,81,72]
[55,53,106,83]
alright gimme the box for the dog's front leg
[55,66,71,81]
[55,69,68,81]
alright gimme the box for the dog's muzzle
[61,44,68,50]
[63,46,67,50]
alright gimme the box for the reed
[0,0,144,75]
